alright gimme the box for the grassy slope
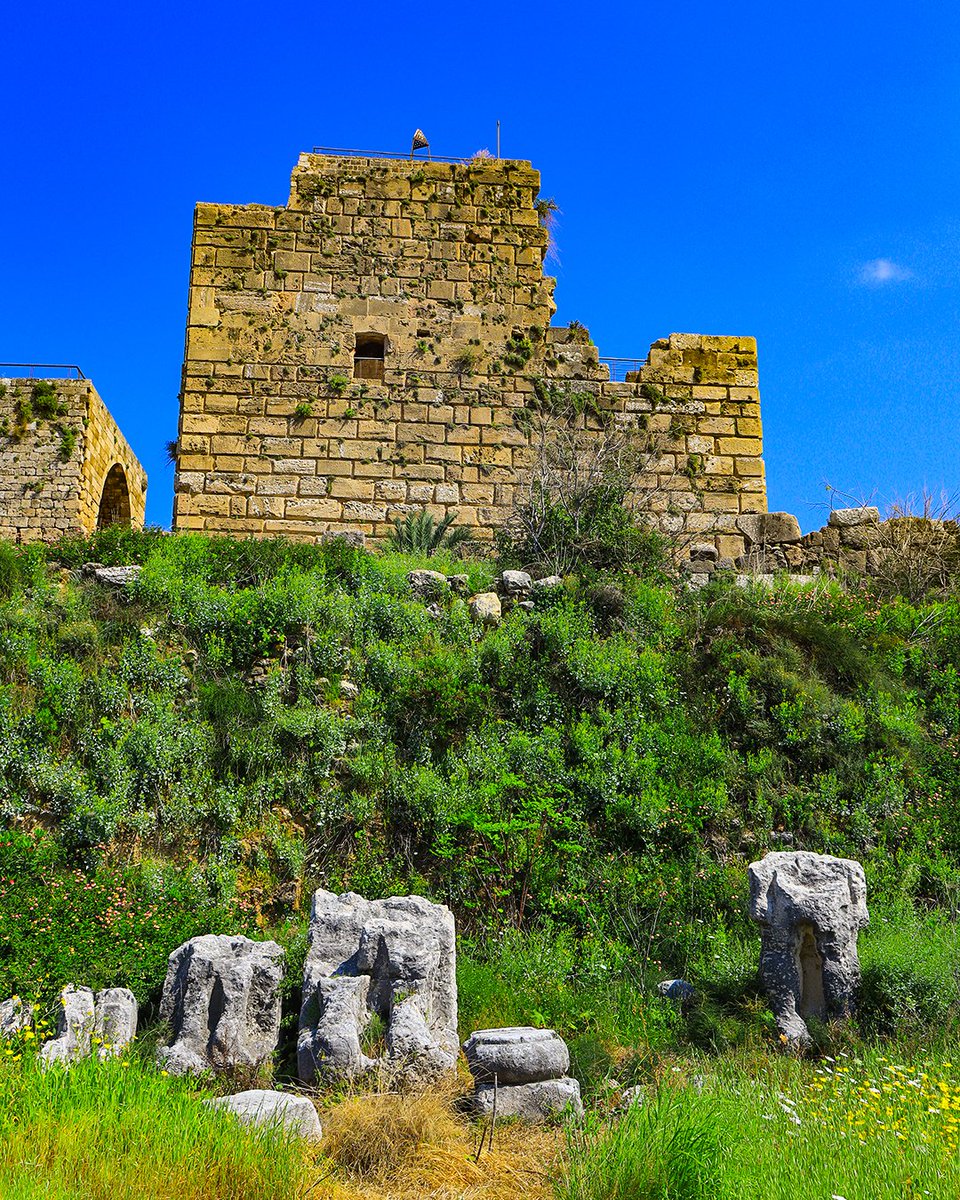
[1,529,960,1195]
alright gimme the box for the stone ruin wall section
[78,385,147,534]
[0,378,146,542]
[174,154,766,559]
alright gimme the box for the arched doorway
[97,463,132,529]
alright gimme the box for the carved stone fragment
[157,935,284,1075]
[748,851,869,1044]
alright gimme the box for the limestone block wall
[0,378,146,542]
[174,153,766,557]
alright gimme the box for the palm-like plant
[387,510,471,555]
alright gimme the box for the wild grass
[554,1046,960,1200]
[321,1081,467,1179]
[0,1048,557,1200]
[555,1092,724,1200]
[0,1051,310,1199]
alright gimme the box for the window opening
[354,334,386,381]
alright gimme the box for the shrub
[499,381,669,575]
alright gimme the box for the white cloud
[859,258,913,285]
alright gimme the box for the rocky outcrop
[748,851,869,1044]
[298,890,458,1086]
[463,1027,583,1120]
[205,1089,322,1140]
[157,935,284,1076]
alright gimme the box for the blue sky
[3,1,958,531]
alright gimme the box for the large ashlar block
[157,935,284,1075]
[298,890,458,1086]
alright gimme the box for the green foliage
[0,531,957,1056]
[13,392,31,428]
[386,510,471,555]
[857,908,960,1036]
[559,1052,960,1200]
[499,487,667,575]
[503,380,668,575]
[31,381,63,419]
[0,830,243,1006]
[451,347,480,374]
[57,424,76,461]
[503,331,534,369]
[0,542,24,600]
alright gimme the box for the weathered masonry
[174,152,767,558]
[0,375,146,542]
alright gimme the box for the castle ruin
[173,152,767,559]
[0,374,146,542]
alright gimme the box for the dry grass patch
[317,1083,559,1200]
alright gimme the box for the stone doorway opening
[97,463,132,529]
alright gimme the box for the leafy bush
[499,380,670,575]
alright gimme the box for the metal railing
[599,357,646,382]
[0,363,85,380]
[312,145,471,165]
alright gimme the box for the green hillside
[0,527,957,1058]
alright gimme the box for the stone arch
[97,463,132,530]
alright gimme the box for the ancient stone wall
[0,378,146,542]
[174,153,766,557]
[682,505,960,595]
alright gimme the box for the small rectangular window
[355,334,385,381]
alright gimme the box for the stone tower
[174,152,766,557]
